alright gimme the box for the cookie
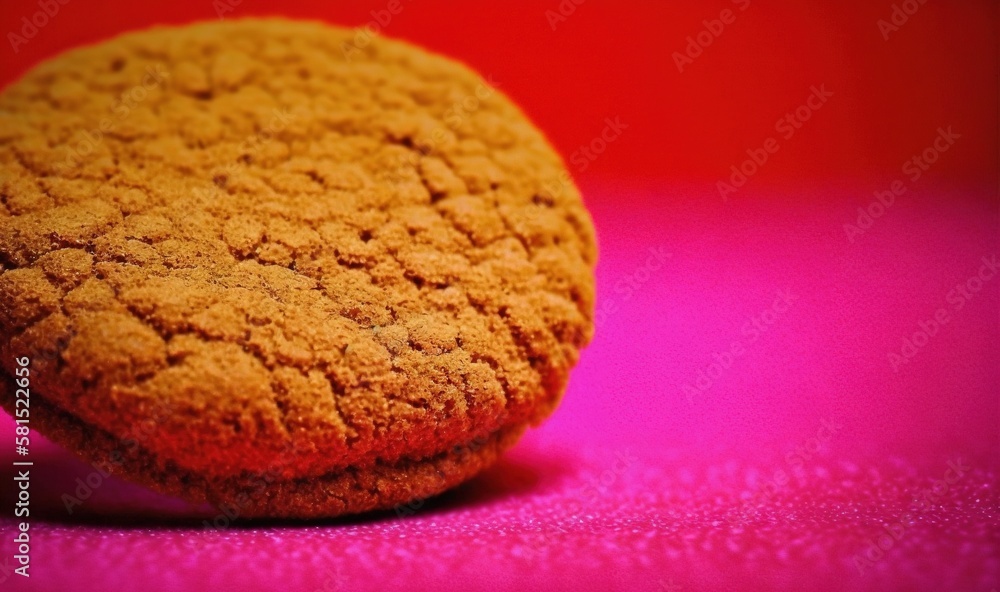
[0,19,596,518]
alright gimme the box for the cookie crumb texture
[0,20,596,517]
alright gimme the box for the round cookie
[0,19,596,518]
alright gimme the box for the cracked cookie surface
[0,18,596,518]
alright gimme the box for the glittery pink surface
[1,180,998,592]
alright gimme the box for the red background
[1,0,996,186]
[0,2,997,591]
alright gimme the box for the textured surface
[1,181,996,592]
[0,19,596,517]
[1,439,997,592]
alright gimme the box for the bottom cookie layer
[0,375,526,519]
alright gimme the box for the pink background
[2,178,997,591]
[1,1,998,591]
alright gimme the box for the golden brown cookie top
[0,19,596,480]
